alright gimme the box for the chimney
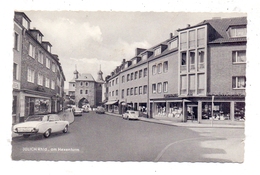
[187,24,190,28]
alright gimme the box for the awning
[105,100,118,105]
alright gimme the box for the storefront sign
[207,93,245,97]
[164,94,178,98]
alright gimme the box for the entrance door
[187,105,198,121]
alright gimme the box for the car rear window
[130,111,136,114]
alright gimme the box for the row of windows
[80,90,88,94]
[28,43,56,72]
[27,68,56,89]
[123,68,148,83]
[152,82,168,93]
[152,61,168,75]
[126,85,148,96]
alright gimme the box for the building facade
[13,12,66,124]
[105,16,246,124]
[68,69,104,108]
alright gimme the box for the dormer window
[47,45,51,52]
[132,59,137,65]
[37,34,42,43]
[169,39,177,49]
[228,26,247,38]
[142,53,147,60]
[22,17,29,30]
[154,47,161,56]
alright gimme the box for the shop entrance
[187,105,198,121]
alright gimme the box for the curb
[105,112,244,129]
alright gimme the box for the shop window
[232,76,246,89]
[234,102,245,121]
[201,102,231,120]
[232,50,246,63]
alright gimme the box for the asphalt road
[12,111,244,162]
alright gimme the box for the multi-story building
[105,16,246,124]
[13,12,66,124]
[68,68,104,108]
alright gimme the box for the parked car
[73,107,83,116]
[13,114,69,138]
[122,110,139,120]
[96,106,105,114]
[82,105,90,113]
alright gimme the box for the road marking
[154,137,207,162]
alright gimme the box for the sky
[23,11,246,89]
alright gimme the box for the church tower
[96,65,104,83]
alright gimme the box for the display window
[202,102,230,120]
[234,102,245,121]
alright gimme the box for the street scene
[12,11,246,163]
[12,109,244,162]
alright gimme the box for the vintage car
[96,106,105,114]
[13,114,69,138]
[73,107,83,116]
[122,110,139,120]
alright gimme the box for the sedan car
[13,114,69,138]
[122,110,139,120]
[73,107,83,116]
[96,106,105,114]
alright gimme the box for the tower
[74,65,79,79]
[96,65,104,83]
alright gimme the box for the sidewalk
[106,112,245,129]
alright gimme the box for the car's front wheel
[63,125,68,133]
[43,129,51,138]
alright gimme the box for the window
[143,85,147,94]
[14,32,19,50]
[135,71,138,79]
[13,63,18,80]
[134,87,138,95]
[127,74,130,81]
[52,63,56,72]
[197,28,205,47]
[181,52,187,65]
[127,88,130,96]
[85,90,88,94]
[157,63,162,74]
[142,54,147,60]
[180,75,187,94]
[232,50,246,63]
[232,76,246,89]
[152,84,156,93]
[180,32,187,50]
[116,90,118,96]
[116,78,118,84]
[37,73,43,86]
[144,68,148,77]
[46,58,50,69]
[152,65,156,75]
[22,18,29,30]
[112,80,114,86]
[27,68,35,83]
[163,82,168,92]
[80,82,83,86]
[73,83,75,87]
[157,83,162,93]
[189,30,195,48]
[86,82,89,86]
[109,92,111,97]
[189,51,195,71]
[169,40,177,49]
[38,51,44,64]
[51,80,55,89]
[163,61,168,72]
[197,74,205,94]
[139,70,142,78]
[131,73,134,80]
[189,74,195,95]
[130,88,133,95]
[154,47,161,56]
[80,90,83,94]
[139,86,143,94]
[47,45,51,52]
[198,50,205,70]
[45,77,50,88]
[122,75,125,83]
[112,91,114,96]
[229,27,247,38]
[122,89,125,98]
[29,43,35,58]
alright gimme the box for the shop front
[105,100,119,114]
[25,96,51,119]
